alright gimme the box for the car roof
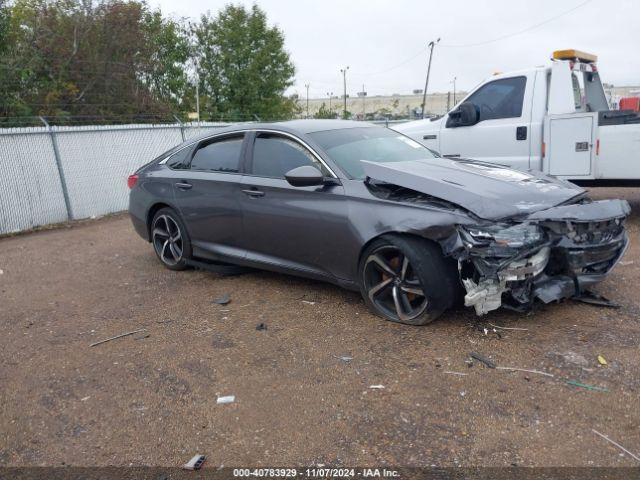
[184,119,379,146]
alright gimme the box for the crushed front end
[450,199,630,315]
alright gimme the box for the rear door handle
[242,189,265,197]
[443,154,460,158]
[175,182,192,190]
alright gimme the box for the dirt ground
[1,187,639,468]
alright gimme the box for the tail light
[127,174,138,189]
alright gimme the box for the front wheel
[358,235,460,325]
[151,208,192,271]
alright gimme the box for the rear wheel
[151,208,191,271]
[358,235,459,325]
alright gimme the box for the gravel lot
[1,188,639,468]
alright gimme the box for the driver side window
[465,76,526,122]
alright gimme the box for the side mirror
[446,101,479,128]
[285,165,324,187]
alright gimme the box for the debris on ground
[592,429,640,463]
[470,352,496,369]
[212,293,231,305]
[182,454,206,470]
[0,269,4,275]
[619,260,634,266]
[489,323,529,331]
[80,396,90,401]
[301,300,316,305]
[256,323,267,331]
[573,290,620,308]
[496,366,554,378]
[217,395,235,404]
[369,385,385,389]
[133,332,150,341]
[443,371,468,376]
[89,328,146,347]
[597,355,608,366]
[334,355,353,362]
[566,380,609,392]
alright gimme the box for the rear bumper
[130,213,149,241]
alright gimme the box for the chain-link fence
[0,121,230,235]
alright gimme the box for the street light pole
[421,38,440,119]
[340,66,349,119]
[305,83,310,118]
[327,92,333,114]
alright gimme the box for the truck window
[465,76,526,121]
[571,73,583,110]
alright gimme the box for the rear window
[190,135,244,173]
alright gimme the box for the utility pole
[305,83,310,118]
[195,79,200,122]
[327,92,333,114]
[362,84,366,119]
[421,38,440,119]
[340,66,349,119]
[451,76,457,106]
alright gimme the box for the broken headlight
[461,223,544,248]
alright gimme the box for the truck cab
[395,50,640,181]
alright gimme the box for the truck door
[438,75,532,170]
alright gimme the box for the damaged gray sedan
[129,120,630,325]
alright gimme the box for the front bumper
[456,201,630,315]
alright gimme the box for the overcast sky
[150,0,640,98]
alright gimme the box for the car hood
[361,158,585,220]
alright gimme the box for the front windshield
[309,127,436,179]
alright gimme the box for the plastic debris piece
[592,429,640,463]
[80,396,90,401]
[256,323,267,331]
[301,300,316,305]
[470,352,496,369]
[496,366,554,378]
[183,454,206,470]
[336,355,353,362]
[212,294,231,305]
[566,380,609,392]
[217,395,235,404]
[369,385,385,389]
[597,355,608,366]
[89,329,146,347]
[574,290,620,308]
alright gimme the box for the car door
[240,131,347,280]
[438,75,533,170]
[172,132,247,261]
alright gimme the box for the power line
[440,0,594,48]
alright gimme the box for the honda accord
[128,120,629,325]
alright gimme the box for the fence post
[173,115,186,142]
[40,116,73,221]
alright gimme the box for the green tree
[313,102,336,119]
[193,4,296,121]
[0,0,191,124]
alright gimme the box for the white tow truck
[395,50,640,183]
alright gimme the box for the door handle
[242,188,265,197]
[443,154,461,158]
[516,126,527,141]
[175,182,192,190]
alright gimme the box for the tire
[358,234,460,325]
[150,207,192,271]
